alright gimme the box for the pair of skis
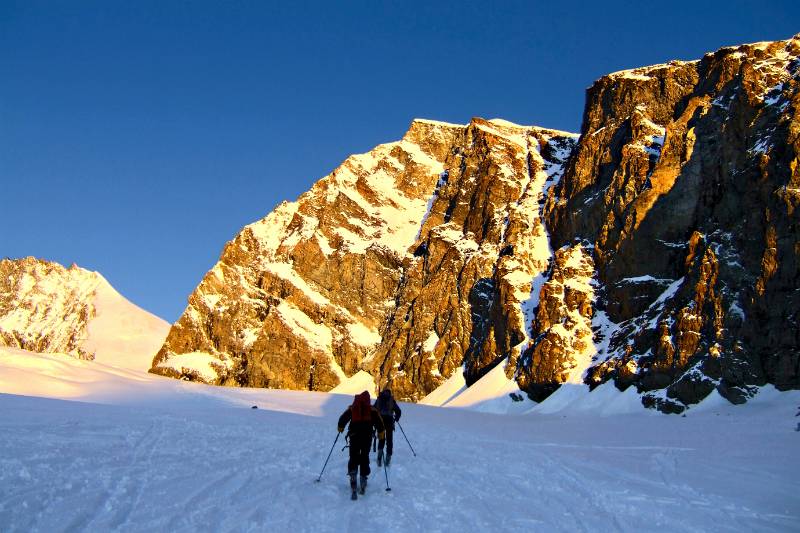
[350,476,366,500]
[377,448,392,467]
[315,431,394,499]
[351,465,391,500]
[350,452,392,500]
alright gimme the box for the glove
[378,431,386,441]
[394,414,400,422]
[338,426,344,433]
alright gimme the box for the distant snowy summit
[0,257,169,370]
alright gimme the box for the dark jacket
[374,391,402,430]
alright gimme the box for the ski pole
[315,432,340,483]
[383,461,391,492]
[396,421,416,457]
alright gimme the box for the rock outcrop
[1,258,97,359]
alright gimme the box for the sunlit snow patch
[442,359,530,414]
[328,370,377,397]
[419,365,466,407]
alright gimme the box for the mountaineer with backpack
[337,390,385,500]
[374,388,402,467]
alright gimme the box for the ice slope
[84,276,171,370]
[1,348,799,532]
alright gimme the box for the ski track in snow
[1,386,799,533]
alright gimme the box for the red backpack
[350,391,372,423]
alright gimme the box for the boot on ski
[385,453,392,467]
[349,472,358,500]
[377,448,384,467]
[360,475,368,495]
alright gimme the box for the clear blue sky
[2,1,797,321]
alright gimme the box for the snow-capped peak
[0,257,169,370]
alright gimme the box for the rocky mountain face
[367,122,576,401]
[0,257,169,369]
[152,119,577,399]
[533,35,800,412]
[153,35,798,412]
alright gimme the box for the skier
[337,391,385,500]
[374,388,402,467]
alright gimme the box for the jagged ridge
[152,35,799,412]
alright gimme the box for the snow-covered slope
[1,350,798,532]
[328,370,377,396]
[85,276,171,370]
[0,258,169,370]
[419,359,530,414]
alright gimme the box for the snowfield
[1,348,799,532]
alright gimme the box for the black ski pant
[347,430,372,477]
[377,416,394,456]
